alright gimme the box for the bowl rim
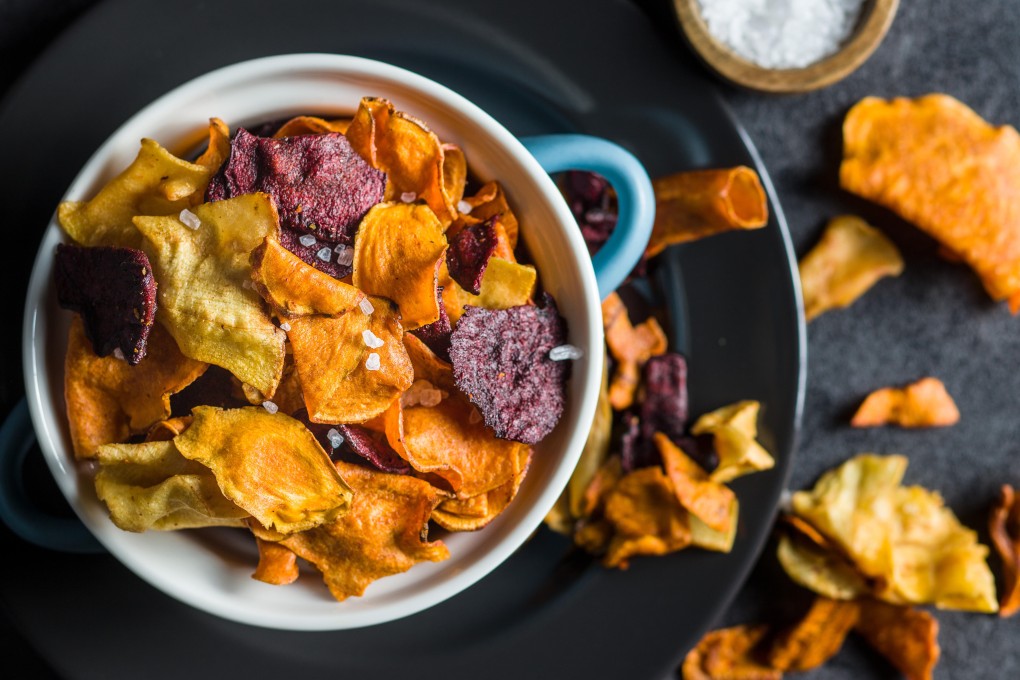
[21,52,605,630]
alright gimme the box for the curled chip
[989,484,1020,617]
[691,400,774,484]
[64,317,208,459]
[851,376,960,428]
[194,117,231,172]
[446,217,499,294]
[646,166,768,259]
[352,202,447,329]
[799,215,904,321]
[432,446,532,531]
[250,237,365,317]
[602,466,691,569]
[252,536,299,586]
[655,433,735,534]
[94,439,249,532]
[601,291,667,411]
[767,596,860,673]
[776,526,871,601]
[449,296,568,444]
[854,599,940,680]
[441,257,537,324]
[58,138,214,250]
[682,624,779,680]
[841,94,1020,312]
[55,243,157,364]
[563,356,613,521]
[205,127,385,244]
[173,406,353,534]
[134,193,286,397]
[791,453,998,612]
[273,459,449,601]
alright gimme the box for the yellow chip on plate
[691,400,775,484]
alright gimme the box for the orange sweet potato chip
[432,446,532,531]
[194,117,231,172]
[854,599,940,680]
[352,202,447,329]
[682,624,780,680]
[989,484,1020,617]
[841,94,1020,312]
[402,333,457,392]
[767,596,860,672]
[275,459,450,601]
[851,376,960,428]
[799,214,904,321]
[602,466,691,569]
[173,406,353,534]
[251,237,365,317]
[64,316,208,459]
[655,433,736,534]
[646,166,768,259]
[252,536,300,585]
[601,291,667,410]
[272,115,352,137]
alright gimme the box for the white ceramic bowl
[19,53,649,630]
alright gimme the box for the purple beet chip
[54,243,157,365]
[449,295,569,444]
[639,353,689,445]
[562,170,617,256]
[335,424,411,474]
[411,287,452,361]
[205,128,385,245]
[278,227,352,280]
[446,217,499,295]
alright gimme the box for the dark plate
[0,0,804,678]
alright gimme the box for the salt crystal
[400,191,417,203]
[112,347,126,361]
[359,298,375,315]
[365,352,381,371]
[279,322,291,332]
[316,246,332,262]
[334,245,354,267]
[362,329,385,348]
[241,279,254,290]
[299,234,317,247]
[327,427,344,449]
[549,344,584,361]
[262,400,279,414]
[179,208,202,230]
[457,199,472,215]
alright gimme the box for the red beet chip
[54,243,156,365]
[639,352,689,444]
[278,227,352,280]
[446,217,499,295]
[449,295,569,444]
[618,411,646,472]
[294,411,411,474]
[205,128,385,244]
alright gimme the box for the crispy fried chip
[346,97,460,226]
[682,624,780,680]
[841,94,1020,311]
[602,466,691,568]
[352,202,447,329]
[64,317,208,459]
[850,376,960,428]
[194,117,231,172]
[452,181,520,247]
[58,138,214,249]
[94,439,248,532]
[691,401,775,484]
[630,353,690,470]
[854,599,940,680]
[250,237,365,317]
[275,460,449,601]
[791,453,998,612]
[432,446,532,531]
[646,166,768,259]
[655,433,736,533]
[767,596,860,672]
[989,484,1020,617]
[446,217,500,295]
[287,296,414,423]
[689,498,739,553]
[252,536,300,586]
[134,193,286,396]
[776,530,871,601]
[173,406,353,534]
[601,291,668,411]
[799,214,904,321]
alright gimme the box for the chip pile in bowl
[52,98,578,602]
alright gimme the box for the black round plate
[0,0,804,678]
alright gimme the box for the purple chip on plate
[446,217,499,295]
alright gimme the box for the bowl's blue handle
[0,398,104,553]
[520,134,655,299]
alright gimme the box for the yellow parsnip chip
[173,406,352,534]
[691,401,775,483]
[851,376,960,428]
[134,193,286,396]
[799,215,904,321]
[440,257,536,324]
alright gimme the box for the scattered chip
[776,529,871,601]
[798,214,904,321]
[634,353,689,469]
[681,624,779,680]
[601,291,667,411]
[841,94,1020,312]
[854,599,940,680]
[989,484,1020,617]
[646,166,768,259]
[850,376,960,428]
[561,170,618,256]
[767,596,860,672]
[55,243,157,364]
[446,217,499,294]
[691,401,775,484]
[449,297,568,444]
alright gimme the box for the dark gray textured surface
[1,0,1019,678]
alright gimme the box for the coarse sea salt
[334,245,354,267]
[279,321,291,332]
[262,400,279,414]
[327,427,344,449]
[362,329,385,348]
[316,246,332,262]
[112,347,126,361]
[359,298,375,315]
[400,191,417,203]
[549,344,584,361]
[299,233,317,247]
[457,199,473,215]
[365,352,381,371]
[697,0,864,69]
[179,208,202,230]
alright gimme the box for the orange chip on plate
[799,214,905,321]
[64,316,208,459]
[58,138,215,249]
[194,117,231,172]
[251,237,365,317]
[989,484,1020,617]
[352,202,447,329]
[602,465,691,569]
[654,432,736,534]
[682,624,780,680]
[601,291,667,410]
[173,406,353,534]
[841,94,1020,312]
[252,536,300,586]
[134,193,287,397]
[646,166,768,258]
[275,459,450,601]
[851,376,960,428]
[854,599,940,680]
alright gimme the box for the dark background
[2,0,1019,677]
